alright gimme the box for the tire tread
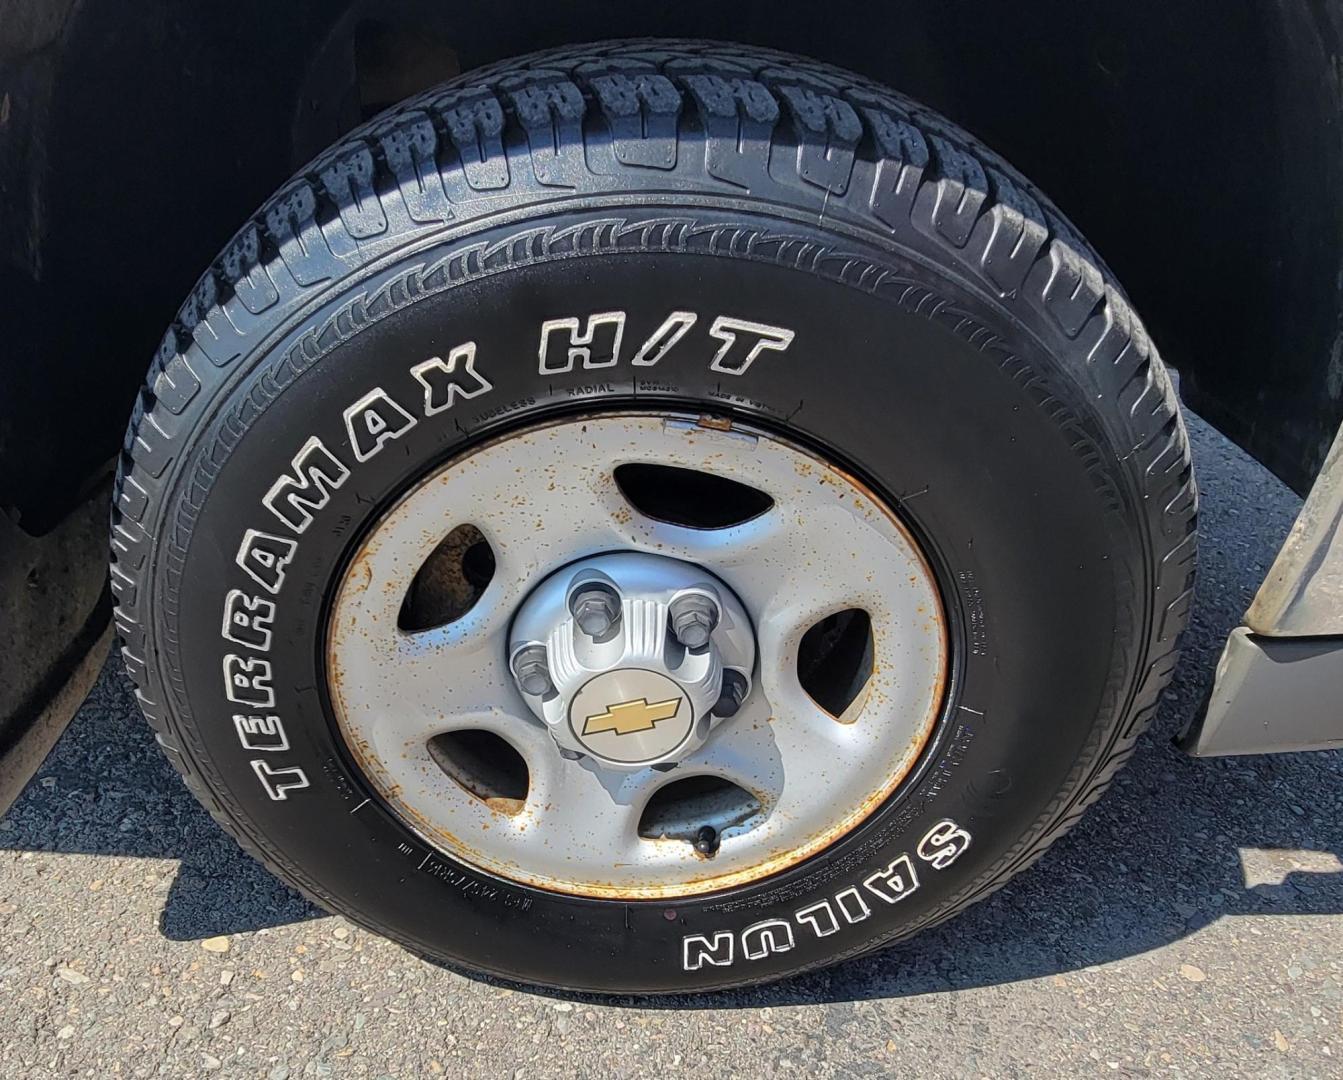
[110,38,1197,990]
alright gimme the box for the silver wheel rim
[327,414,948,899]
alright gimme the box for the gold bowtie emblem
[583,696,682,737]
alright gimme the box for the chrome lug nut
[511,644,554,697]
[569,582,621,638]
[713,669,749,718]
[669,593,719,649]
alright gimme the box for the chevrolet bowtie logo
[582,696,682,737]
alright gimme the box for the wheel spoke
[330,587,514,718]
[521,751,655,864]
[689,676,847,810]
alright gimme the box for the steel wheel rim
[327,413,949,899]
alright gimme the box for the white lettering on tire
[250,759,310,801]
[863,853,920,904]
[343,388,418,462]
[679,818,974,971]
[221,589,275,652]
[235,530,297,595]
[631,311,698,366]
[233,714,290,753]
[916,819,973,869]
[411,343,492,415]
[262,436,349,533]
[224,309,797,805]
[707,316,795,375]
[682,932,735,971]
[740,919,796,960]
[538,312,627,373]
[223,655,274,709]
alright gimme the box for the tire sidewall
[151,206,1145,993]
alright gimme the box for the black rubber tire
[110,40,1197,994]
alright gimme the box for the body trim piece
[1247,422,1343,636]
[1181,628,1343,756]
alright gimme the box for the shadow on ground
[2,411,1340,1005]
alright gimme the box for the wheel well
[2,0,1339,531]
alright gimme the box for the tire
[110,39,1196,993]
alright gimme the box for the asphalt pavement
[2,406,1341,1078]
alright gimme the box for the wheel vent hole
[613,463,773,529]
[398,524,495,631]
[638,775,762,841]
[428,730,528,816]
[798,609,874,722]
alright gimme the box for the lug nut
[569,582,621,638]
[713,669,749,718]
[669,593,719,649]
[510,644,554,697]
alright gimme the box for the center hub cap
[507,552,756,770]
[568,669,690,765]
